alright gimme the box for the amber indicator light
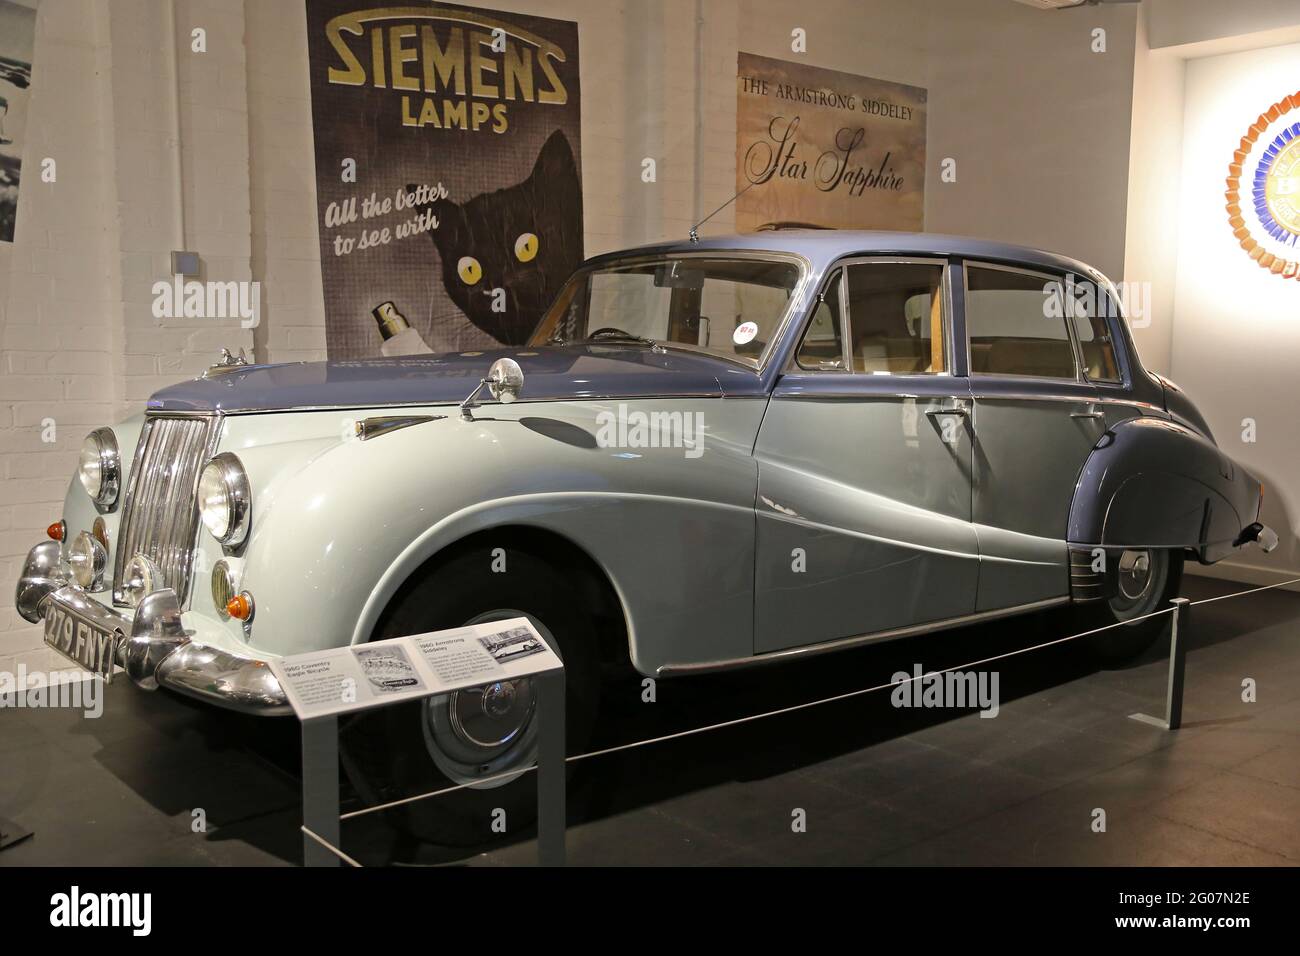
[226,594,252,621]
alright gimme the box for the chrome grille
[113,415,221,605]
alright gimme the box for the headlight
[122,553,162,607]
[197,453,251,546]
[69,531,107,590]
[78,428,120,507]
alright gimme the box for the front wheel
[1083,547,1184,663]
[340,544,601,847]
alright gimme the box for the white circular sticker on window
[733,321,759,345]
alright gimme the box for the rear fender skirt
[1068,417,1261,564]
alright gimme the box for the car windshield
[530,255,803,367]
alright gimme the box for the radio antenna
[689,180,758,243]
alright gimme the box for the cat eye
[514,233,540,263]
[457,256,482,285]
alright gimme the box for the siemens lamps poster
[0,0,37,244]
[305,1,583,357]
[735,53,926,233]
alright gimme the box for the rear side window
[1066,277,1122,383]
[965,265,1077,379]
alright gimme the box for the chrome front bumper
[15,540,289,715]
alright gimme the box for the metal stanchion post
[1130,597,1190,731]
[536,669,566,866]
[302,715,341,867]
[1165,597,1190,731]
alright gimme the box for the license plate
[43,589,125,682]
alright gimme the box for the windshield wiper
[583,329,663,350]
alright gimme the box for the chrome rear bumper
[15,540,289,715]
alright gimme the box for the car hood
[146,345,767,413]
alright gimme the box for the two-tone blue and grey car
[16,230,1276,841]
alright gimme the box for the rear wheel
[1085,547,1183,663]
[341,543,601,846]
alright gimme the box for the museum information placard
[269,617,562,720]
[735,53,926,233]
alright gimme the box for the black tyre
[341,542,601,847]
[1084,547,1184,663]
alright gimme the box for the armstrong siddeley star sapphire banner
[305,1,583,357]
[735,53,926,233]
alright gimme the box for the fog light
[92,516,110,555]
[122,554,162,607]
[69,531,108,590]
[211,560,235,619]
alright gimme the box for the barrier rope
[343,599,1192,820]
[1187,574,1300,607]
[301,825,362,867]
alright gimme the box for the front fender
[237,400,766,674]
[1068,417,1261,563]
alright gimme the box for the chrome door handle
[1070,410,1105,420]
[926,401,970,417]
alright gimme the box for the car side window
[795,269,845,370]
[843,262,947,374]
[965,265,1077,379]
[1065,277,1122,384]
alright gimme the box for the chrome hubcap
[1117,549,1152,601]
[447,678,536,749]
[421,608,553,789]
[1109,548,1168,623]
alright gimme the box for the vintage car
[16,231,1277,841]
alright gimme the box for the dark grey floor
[2,575,1297,866]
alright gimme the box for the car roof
[583,229,1111,284]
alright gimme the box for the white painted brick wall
[0,0,1149,675]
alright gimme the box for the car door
[753,257,978,654]
[963,261,1109,611]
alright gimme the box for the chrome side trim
[968,391,1159,411]
[655,596,1071,676]
[355,414,446,441]
[154,394,769,416]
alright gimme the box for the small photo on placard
[479,625,546,664]
[352,643,425,695]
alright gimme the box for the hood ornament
[202,347,250,379]
[460,357,525,421]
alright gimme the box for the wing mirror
[461,357,525,421]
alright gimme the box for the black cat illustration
[409,129,583,345]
